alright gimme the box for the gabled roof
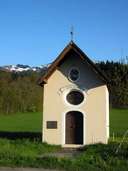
[38,41,108,86]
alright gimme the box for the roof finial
[70,26,74,42]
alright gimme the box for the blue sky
[0,0,128,66]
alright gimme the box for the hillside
[0,61,127,114]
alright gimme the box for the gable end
[38,41,108,86]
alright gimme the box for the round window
[69,68,80,82]
[66,90,84,105]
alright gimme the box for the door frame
[62,109,86,145]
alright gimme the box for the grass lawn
[0,109,127,170]
[0,109,128,137]
[0,138,127,171]
[110,108,128,137]
[0,112,42,132]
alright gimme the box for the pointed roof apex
[70,40,74,44]
[38,42,108,86]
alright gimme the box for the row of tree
[0,61,127,114]
[0,70,43,114]
[96,61,128,108]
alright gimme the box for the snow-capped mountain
[0,64,50,72]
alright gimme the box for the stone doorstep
[38,152,78,158]
[38,147,83,159]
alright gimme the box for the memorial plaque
[47,121,57,129]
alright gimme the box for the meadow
[110,108,128,137]
[0,112,42,132]
[0,108,128,137]
[0,108,127,170]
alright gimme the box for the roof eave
[38,41,109,85]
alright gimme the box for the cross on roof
[70,26,74,41]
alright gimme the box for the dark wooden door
[66,111,83,144]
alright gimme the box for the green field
[0,112,42,132]
[0,109,127,170]
[0,109,128,137]
[110,108,128,137]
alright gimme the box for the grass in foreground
[0,138,127,171]
[0,109,127,170]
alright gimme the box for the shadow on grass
[0,131,42,140]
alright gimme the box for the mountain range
[0,64,51,72]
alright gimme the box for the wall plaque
[47,121,57,129]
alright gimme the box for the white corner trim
[61,109,86,145]
[105,86,109,139]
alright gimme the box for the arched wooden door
[65,111,83,144]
